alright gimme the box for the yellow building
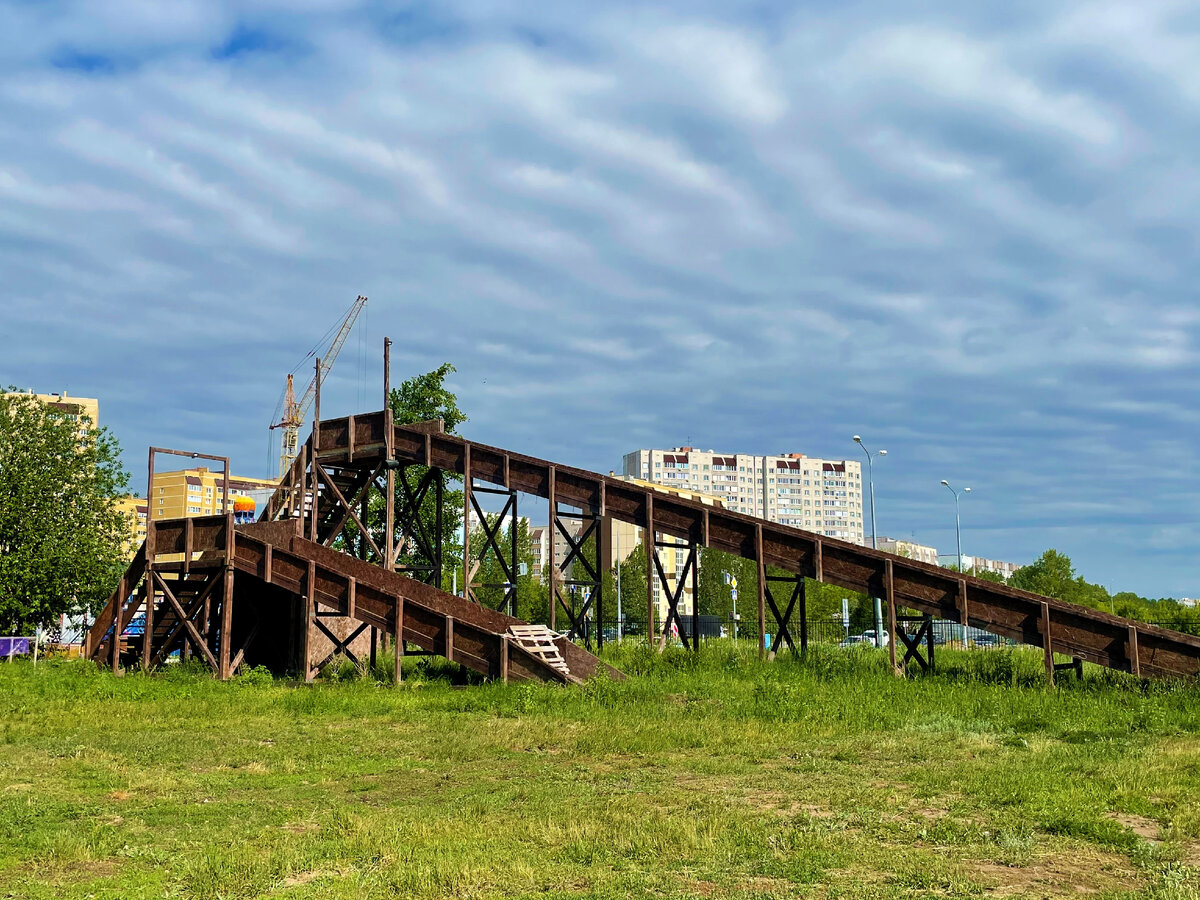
[114,495,148,555]
[148,467,279,521]
[4,390,100,436]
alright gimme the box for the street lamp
[940,480,971,572]
[852,436,887,549]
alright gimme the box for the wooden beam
[347,576,357,619]
[154,571,218,671]
[1128,625,1140,677]
[500,634,510,683]
[957,578,969,626]
[393,596,404,684]
[1041,601,1055,685]
[885,559,899,675]
[645,493,654,648]
[756,524,766,660]
[302,560,316,682]
[548,465,557,632]
[445,615,455,663]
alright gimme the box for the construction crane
[270,295,368,478]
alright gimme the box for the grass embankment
[3,643,1200,899]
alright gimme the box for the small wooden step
[506,625,572,679]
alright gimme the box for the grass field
[3,643,1200,899]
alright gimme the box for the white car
[859,629,890,648]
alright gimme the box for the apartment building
[938,554,1023,580]
[114,496,148,556]
[147,467,278,521]
[622,446,865,544]
[877,537,940,566]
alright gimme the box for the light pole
[940,480,971,572]
[852,436,886,549]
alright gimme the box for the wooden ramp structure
[85,403,1200,684]
[82,514,610,684]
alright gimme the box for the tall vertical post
[755,524,767,659]
[644,494,655,648]
[799,579,809,656]
[111,572,127,675]
[597,509,611,651]
[303,559,316,682]
[462,444,472,602]
[885,559,899,675]
[310,357,322,543]
[219,514,236,680]
[548,467,557,629]
[393,596,404,684]
[384,338,395,570]
[690,537,699,651]
[1041,601,1055,686]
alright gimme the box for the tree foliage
[0,391,130,632]
[384,364,465,586]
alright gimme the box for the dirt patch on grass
[1104,811,1159,842]
[974,850,1143,896]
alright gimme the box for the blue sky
[2,1,1197,598]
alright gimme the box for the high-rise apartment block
[622,447,865,544]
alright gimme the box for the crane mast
[271,295,368,478]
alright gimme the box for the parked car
[972,633,1002,648]
[840,630,889,648]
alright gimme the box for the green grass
[3,643,1200,899]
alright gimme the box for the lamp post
[852,436,886,549]
[940,480,971,572]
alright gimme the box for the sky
[2,0,1197,598]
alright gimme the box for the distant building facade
[148,467,278,521]
[622,446,864,544]
[939,554,1022,580]
[877,537,939,566]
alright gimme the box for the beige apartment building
[622,446,865,544]
[877,537,940,566]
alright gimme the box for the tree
[0,391,130,633]
[617,542,649,631]
[1009,549,1083,604]
[385,364,466,589]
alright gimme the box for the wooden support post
[219,567,234,680]
[346,576,356,619]
[885,560,899,675]
[311,357,321,543]
[799,579,808,656]
[1041,601,1055,686]
[141,579,153,673]
[462,444,472,602]
[598,512,612,651]
[756,524,767,660]
[385,406,395,572]
[303,560,316,683]
[690,538,699,652]
[644,494,654,648]
[500,634,510,683]
[112,572,126,675]
[1128,625,1141,677]
[548,466,557,632]
[393,596,404,684]
[957,578,969,628]
[445,615,454,663]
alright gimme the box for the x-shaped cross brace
[896,614,934,672]
[312,616,369,673]
[765,574,802,659]
[655,544,696,651]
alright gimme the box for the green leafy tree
[386,364,466,587]
[616,541,649,632]
[0,391,130,633]
[1009,550,1084,604]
